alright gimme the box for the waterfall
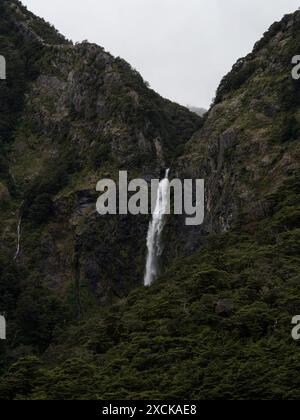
[14,202,23,260]
[144,169,170,286]
[14,216,22,260]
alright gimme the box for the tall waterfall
[144,169,170,286]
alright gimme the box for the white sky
[22,0,300,108]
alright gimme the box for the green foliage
[0,356,43,400]
[279,115,300,142]
[0,255,21,317]
[0,1,46,146]
[15,281,69,350]
[215,60,257,103]
[90,135,112,170]
[27,193,54,225]
[23,147,81,224]
[0,171,299,400]
[278,78,300,111]
[253,21,283,53]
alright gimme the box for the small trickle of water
[14,216,21,260]
[14,202,23,260]
[144,169,170,286]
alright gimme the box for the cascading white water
[144,169,170,286]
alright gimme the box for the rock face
[0,0,201,307]
[173,11,300,253]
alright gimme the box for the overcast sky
[22,0,300,109]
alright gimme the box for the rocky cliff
[0,0,201,315]
[172,12,300,252]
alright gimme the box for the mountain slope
[0,0,202,345]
